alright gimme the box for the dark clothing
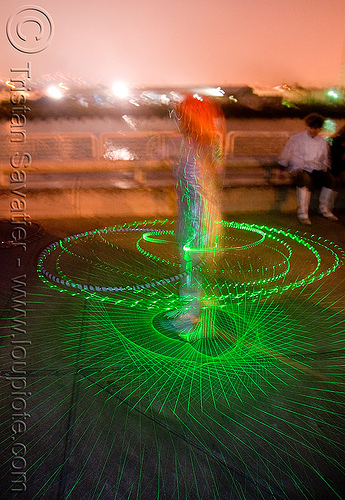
[292,169,336,190]
[331,136,345,178]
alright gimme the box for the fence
[0,130,292,163]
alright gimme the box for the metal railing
[0,130,295,189]
[0,133,98,162]
[0,130,292,163]
[225,131,291,158]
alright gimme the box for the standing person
[279,113,338,225]
[172,93,225,341]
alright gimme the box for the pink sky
[1,0,345,88]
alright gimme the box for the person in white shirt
[279,113,338,225]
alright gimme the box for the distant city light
[282,100,292,108]
[327,90,339,99]
[112,81,129,99]
[273,84,291,92]
[129,99,140,107]
[170,91,182,103]
[160,94,170,105]
[76,96,89,107]
[93,93,104,106]
[46,85,64,99]
[208,87,225,97]
[122,115,137,129]
[58,82,69,91]
[195,86,225,97]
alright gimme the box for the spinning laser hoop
[38,219,345,305]
[36,218,345,410]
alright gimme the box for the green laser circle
[141,222,266,252]
[37,220,345,305]
[136,224,291,288]
[87,298,308,410]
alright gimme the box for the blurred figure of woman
[173,94,225,341]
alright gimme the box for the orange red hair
[175,94,224,144]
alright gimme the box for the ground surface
[1,210,345,500]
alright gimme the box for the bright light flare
[327,90,339,99]
[46,85,64,99]
[112,81,129,99]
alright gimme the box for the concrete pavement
[1,210,345,499]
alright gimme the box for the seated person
[279,113,338,225]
